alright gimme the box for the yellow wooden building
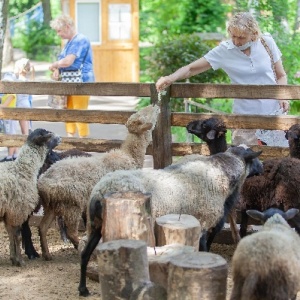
[61,0,139,82]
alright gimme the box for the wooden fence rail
[0,81,300,168]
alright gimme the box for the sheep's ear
[246,209,265,222]
[206,129,217,140]
[244,150,263,163]
[284,208,299,220]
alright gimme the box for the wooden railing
[1,81,300,168]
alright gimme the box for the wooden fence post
[150,84,172,169]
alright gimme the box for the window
[109,4,131,40]
[76,0,101,44]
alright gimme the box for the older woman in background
[49,15,95,138]
[156,12,289,146]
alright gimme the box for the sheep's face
[186,118,227,141]
[27,128,61,150]
[227,146,263,177]
[285,124,300,143]
[126,105,160,134]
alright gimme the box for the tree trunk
[41,0,52,26]
[0,0,9,72]
[97,239,150,299]
[102,192,156,247]
[294,0,300,32]
[147,244,196,290]
[154,214,201,249]
[168,252,228,300]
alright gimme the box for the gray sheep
[37,104,160,261]
[230,207,300,300]
[187,118,300,240]
[0,128,61,266]
[78,145,262,296]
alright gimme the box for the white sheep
[78,145,262,296]
[37,104,160,261]
[0,128,61,266]
[230,208,300,300]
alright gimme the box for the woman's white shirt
[204,34,281,115]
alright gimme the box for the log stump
[102,191,155,246]
[147,244,196,290]
[167,252,228,300]
[97,239,166,300]
[155,214,201,249]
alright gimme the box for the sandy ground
[0,223,299,300]
[0,221,235,300]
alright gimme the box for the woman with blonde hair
[156,12,289,146]
[49,15,95,138]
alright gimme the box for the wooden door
[70,0,139,82]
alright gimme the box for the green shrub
[12,20,60,62]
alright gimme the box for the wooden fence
[1,81,300,168]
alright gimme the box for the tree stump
[147,244,196,290]
[102,192,155,246]
[167,252,228,300]
[155,214,201,249]
[97,239,165,300]
[130,281,167,300]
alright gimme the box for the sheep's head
[27,128,61,150]
[227,145,263,178]
[246,208,299,224]
[186,117,227,142]
[285,124,300,159]
[126,104,160,134]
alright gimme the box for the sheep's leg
[239,209,249,238]
[199,230,208,251]
[79,195,103,297]
[57,216,69,243]
[228,209,241,244]
[64,217,80,250]
[78,229,102,297]
[5,223,24,266]
[206,216,225,251]
[38,210,55,261]
[21,218,40,259]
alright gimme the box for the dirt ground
[0,223,299,300]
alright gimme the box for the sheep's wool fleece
[0,144,46,226]
[231,214,300,293]
[38,151,137,221]
[90,152,247,231]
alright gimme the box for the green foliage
[144,33,230,113]
[140,0,229,43]
[9,0,40,17]
[145,33,228,84]
[12,20,60,62]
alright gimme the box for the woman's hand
[279,100,290,113]
[156,76,173,92]
[51,69,60,81]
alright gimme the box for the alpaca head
[126,104,160,134]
